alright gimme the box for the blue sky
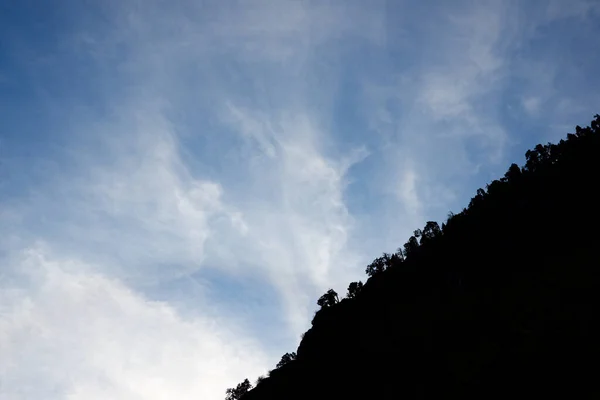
[1,0,599,398]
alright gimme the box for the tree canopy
[275,352,296,369]
[317,289,339,308]
[225,379,252,400]
[346,281,363,299]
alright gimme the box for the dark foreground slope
[239,116,600,399]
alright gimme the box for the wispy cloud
[521,96,541,115]
[0,247,267,400]
[210,102,370,332]
[1,1,599,399]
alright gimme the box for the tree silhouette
[503,163,521,182]
[317,289,339,308]
[346,281,363,299]
[402,236,419,258]
[365,257,385,276]
[419,221,441,245]
[225,379,252,400]
[365,253,399,276]
[276,352,297,368]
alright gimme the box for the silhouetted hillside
[226,115,600,399]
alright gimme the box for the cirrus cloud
[1,1,600,399]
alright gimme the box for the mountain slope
[233,115,600,399]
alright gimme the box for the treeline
[225,115,600,399]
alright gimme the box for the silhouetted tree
[468,188,487,208]
[503,163,522,182]
[276,352,297,368]
[255,376,267,386]
[317,289,339,308]
[395,248,405,262]
[420,221,441,245]
[402,236,419,258]
[365,257,386,276]
[225,379,252,400]
[365,252,400,277]
[346,281,363,299]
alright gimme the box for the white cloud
[209,105,368,334]
[0,247,268,400]
[522,96,542,115]
[224,102,279,158]
[360,2,513,225]
[2,4,380,395]
[397,166,422,221]
[19,98,248,285]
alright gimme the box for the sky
[0,0,599,399]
